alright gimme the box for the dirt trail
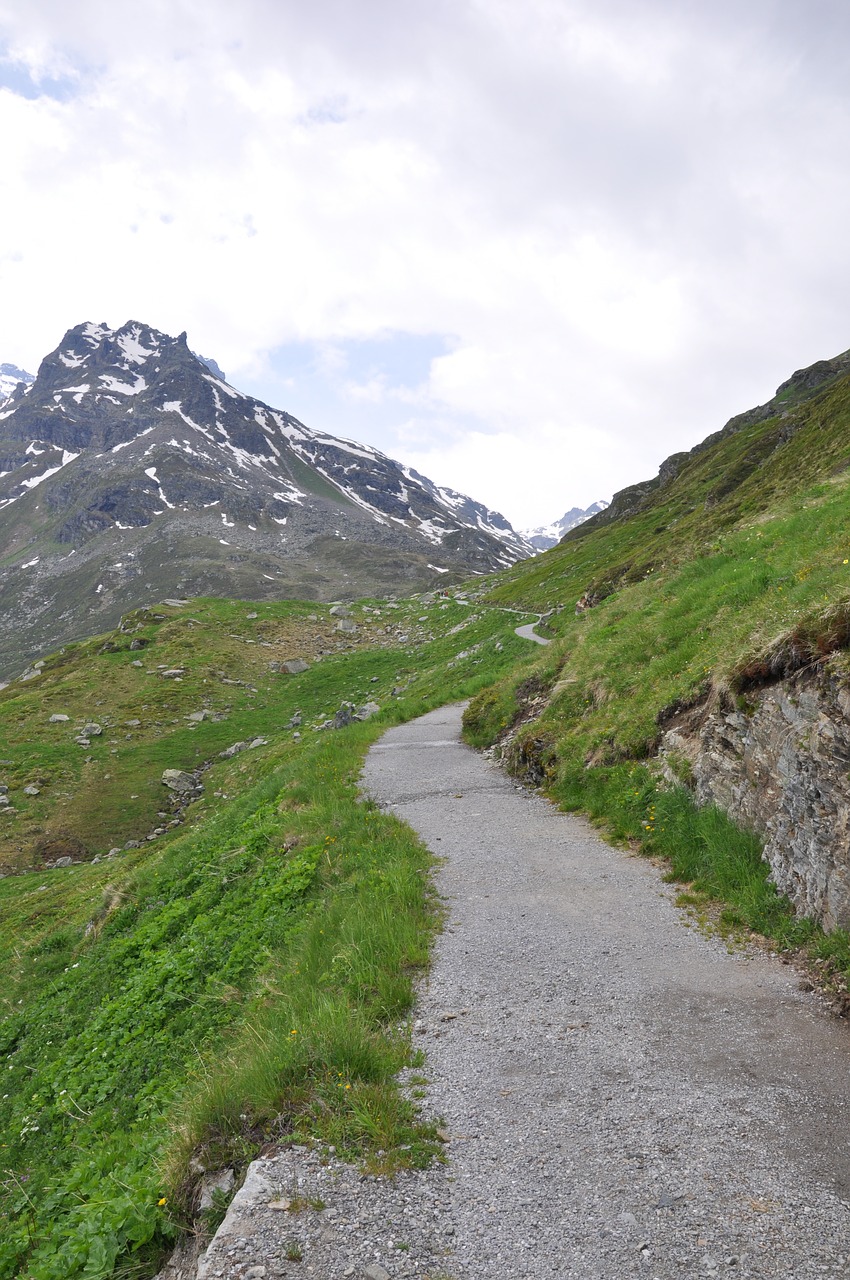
[192,703,850,1279]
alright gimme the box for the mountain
[0,321,532,678]
[0,362,34,403]
[522,501,609,551]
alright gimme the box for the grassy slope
[0,590,538,1279]
[462,372,850,973]
[6,363,850,1277]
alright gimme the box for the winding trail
[514,619,551,645]
[194,703,850,1280]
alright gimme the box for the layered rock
[661,666,850,930]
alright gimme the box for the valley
[3,339,850,1276]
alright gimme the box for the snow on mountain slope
[0,363,34,406]
[522,502,610,552]
[0,320,534,677]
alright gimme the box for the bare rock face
[661,667,850,930]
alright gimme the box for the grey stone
[329,604,351,618]
[54,856,72,867]
[186,711,209,722]
[162,769,198,793]
[130,660,143,668]
[334,703,355,728]
[49,713,70,723]
[281,658,310,674]
[82,723,103,736]
[198,1168,235,1211]
[124,719,141,727]
[660,666,850,930]
[364,1267,390,1280]
[23,785,40,796]
[335,619,358,634]
[354,701,381,721]
[160,669,185,679]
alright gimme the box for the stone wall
[660,667,850,931]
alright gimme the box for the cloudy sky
[2,0,850,529]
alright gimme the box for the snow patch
[273,484,305,506]
[100,374,147,395]
[19,450,79,491]
[117,328,159,365]
[111,426,156,453]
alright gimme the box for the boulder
[354,701,381,721]
[329,604,351,618]
[283,658,310,674]
[49,713,70,723]
[161,769,199,793]
[82,723,103,736]
[335,619,358,634]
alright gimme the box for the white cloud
[2,0,850,527]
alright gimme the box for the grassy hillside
[5,353,850,1278]
[463,365,850,967]
[0,590,540,1279]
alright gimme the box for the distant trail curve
[514,618,551,645]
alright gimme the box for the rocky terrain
[0,321,532,679]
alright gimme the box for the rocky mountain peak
[0,319,533,678]
[0,361,35,405]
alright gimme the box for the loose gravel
[189,703,850,1279]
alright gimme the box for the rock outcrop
[661,665,850,930]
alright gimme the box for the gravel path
[192,703,850,1280]
[513,620,551,645]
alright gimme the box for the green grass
[0,588,534,1279]
[552,760,820,945]
[7,360,850,1278]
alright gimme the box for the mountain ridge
[0,320,533,678]
[522,501,609,550]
